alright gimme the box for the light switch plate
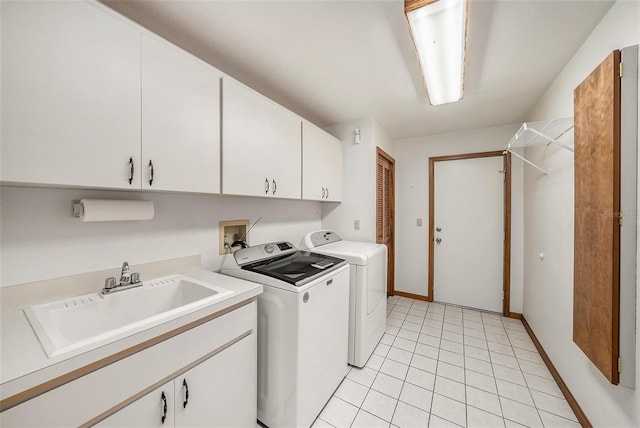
[354,219,361,230]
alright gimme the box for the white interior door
[433,156,504,313]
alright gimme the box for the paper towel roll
[75,199,155,222]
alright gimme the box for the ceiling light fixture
[405,0,468,105]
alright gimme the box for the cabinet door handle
[128,157,134,185]
[322,187,326,199]
[182,378,189,408]
[161,391,168,424]
[148,160,154,186]
[272,179,277,195]
[265,178,270,195]
[326,188,329,199]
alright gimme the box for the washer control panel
[234,241,297,265]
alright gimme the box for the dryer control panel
[306,230,343,247]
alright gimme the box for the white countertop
[0,269,262,404]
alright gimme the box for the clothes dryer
[301,231,387,367]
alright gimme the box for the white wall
[0,185,322,287]
[523,0,640,426]
[321,117,394,243]
[393,124,524,314]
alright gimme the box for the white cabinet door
[95,381,175,428]
[141,35,221,193]
[174,334,257,427]
[1,1,141,188]
[222,78,301,199]
[302,121,343,202]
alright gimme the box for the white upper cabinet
[1,1,141,188]
[141,35,221,193]
[302,121,342,202]
[222,78,302,199]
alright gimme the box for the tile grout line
[320,297,573,428]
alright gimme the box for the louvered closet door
[376,148,395,296]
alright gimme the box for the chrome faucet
[102,262,142,294]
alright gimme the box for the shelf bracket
[525,126,575,153]
[506,149,548,175]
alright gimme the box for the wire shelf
[507,117,574,151]
[506,117,574,175]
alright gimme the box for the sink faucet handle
[130,272,140,284]
[104,277,116,290]
[121,262,130,275]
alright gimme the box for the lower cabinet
[96,381,175,428]
[97,332,255,427]
[0,301,257,427]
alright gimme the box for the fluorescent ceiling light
[405,0,467,105]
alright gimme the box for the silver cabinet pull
[148,160,154,186]
[272,179,277,195]
[128,157,134,184]
[265,178,270,195]
[326,188,329,199]
[322,187,326,199]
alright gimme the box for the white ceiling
[103,0,614,140]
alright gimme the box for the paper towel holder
[72,200,84,218]
[72,199,155,222]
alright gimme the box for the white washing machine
[222,241,350,428]
[302,230,387,368]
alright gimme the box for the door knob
[435,237,442,244]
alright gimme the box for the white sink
[24,275,233,358]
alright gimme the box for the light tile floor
[314,296,580,428]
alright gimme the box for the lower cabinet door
[174,333,257,427]
[96,381,175,428]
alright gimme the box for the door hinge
[618,356,622,373]
[620,62,623,78]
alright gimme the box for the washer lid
[238,248,347,287]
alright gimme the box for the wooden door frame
[428,150,514,317]
[376,147,395,296]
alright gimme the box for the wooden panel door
[573,50,621,384]
[376,148,395,296]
